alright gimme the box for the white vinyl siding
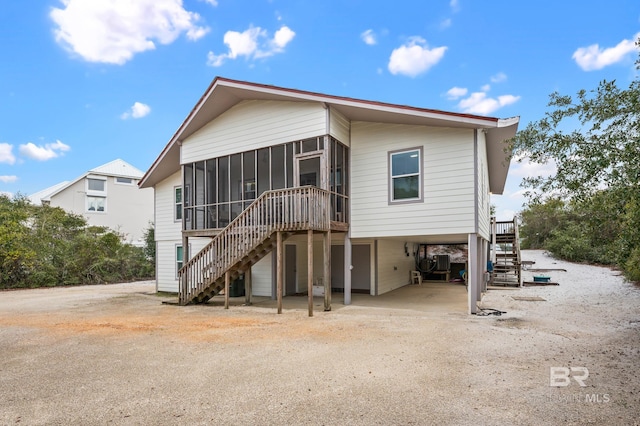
[328,107,350,146]
[181,100,327,164]
[476,131,491,240]
[155,172,184,292]
[157,238,209,293]
[157,242,178,292]
[350,122,476,239]
[155,172,183,241]
[376,239,415,295]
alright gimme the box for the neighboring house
[139,77,519,314]
[30,159,153,246]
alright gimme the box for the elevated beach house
[139,77,519,314]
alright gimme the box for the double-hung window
[389,148,423,203]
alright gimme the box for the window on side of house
[176,245,183,279]
[389,148,423,203]
[86,196,106,212]
[85,176,107,212]
[175,187,182,221]
[115,177,134,185]
[87,178,106,192]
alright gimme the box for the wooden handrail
[494,220,515,235]
[178,186,331,304]
[513,217,522,285]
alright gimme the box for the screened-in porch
[181,135,349,233]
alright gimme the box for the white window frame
[388,147,423,204]
[114,176,135,185]
[174,186,182,222]
[86,195,107,213]
[175,244,190,279]
[86,175,107,196]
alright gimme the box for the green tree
[0,195,155,288]
[143,222,155,263]
[519,198,568,249]
[512,38,640,280]
[0,194,34,287]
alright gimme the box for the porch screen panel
[183,163,193,230]
[206,160,217,228]
[257,148,270,196]
[218,203,229,228]
[195,161,205,229]
[218,157,229,203]
[272,145,285,189]
[285,143,294,188]
[243,151,256,200]
[230,154,241,202]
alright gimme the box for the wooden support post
[224,271,230,310]
[181,235,189,303]
[323,231,331,312]
[307,229,313,317]
[244,267,252,306]
[344,231,352,306]
[277,231,283,314]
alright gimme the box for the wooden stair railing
[178,186,331,305]
[490,218,522,287]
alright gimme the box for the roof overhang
[140,77,519,190]
[484,117,520,195]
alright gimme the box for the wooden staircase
[178,186,331,305]
[490,218,522,287]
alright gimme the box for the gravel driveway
[1,250,639,425]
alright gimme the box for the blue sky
[1,0,639,220]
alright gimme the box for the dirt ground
[1,250,639,425]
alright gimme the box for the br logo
[549,367,589,387]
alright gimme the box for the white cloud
[458,92,520,115]
[572,33,640,71]
[202,0,218,5]
[0,175,18,183]
[388,37,447,77]
[19,140,71,161]
[361,29,377,45]
[271,26,296,51]
[440,18,452,30]
[50,0,210,65]
[481,83,491,92]
[207,25,295,66]
[0,143,16,165]
[510,155,557,179]
[450,0,460,12]
[121,102,151,119]
[446,86,468,99]
[490,72,507,83]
